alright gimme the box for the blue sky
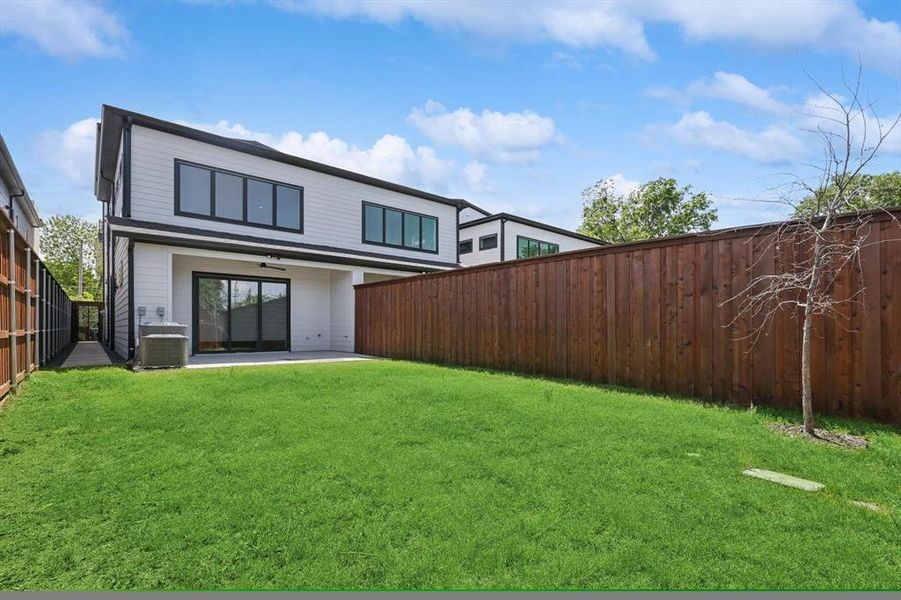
[1,0,899,230]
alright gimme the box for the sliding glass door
[193,273,289,353]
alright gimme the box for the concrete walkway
[51,341,120,368]
[186,350,376,370]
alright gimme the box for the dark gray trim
[361,201,439,254]
[126,240,135,360]
[123,117,132,218]
[96,105,466,208]
[192,272,291,354]
[174,158,304,234]
[500,218,506,261]
[460,212,604,245]
[478,233,498,251]
[109,216,457,270]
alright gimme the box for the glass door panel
[260,281,289,351]
[197,278,229,352]
[230,280,259,351]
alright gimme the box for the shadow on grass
[403,359,901,437]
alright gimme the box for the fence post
[32,256,39,370]
[8,229,16,391]
[25,247,31,375]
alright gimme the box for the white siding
[328,270,354,352]
[133,243,172,333]
[504,221,600,260]
[0,178,40,253]
[129,125,459,264]
[459,206,489,223]
[459,220,502,266]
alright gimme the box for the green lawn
[1,361,899,590]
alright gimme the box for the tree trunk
[800,307,815,434]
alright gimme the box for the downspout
[8,191,23,226]
[127,239,135,361]
[456,205,462,265]
[123,117,133,218]
[500,217,507,262]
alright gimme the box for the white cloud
[0,0,127,60]
[183,119,456,190]
[274,0,655,59]
[37,118,99,187]
[463,161,494,193]
[407,100,559,163]
[800,93,901,155]
[686,72,789,114]
[275,1,900,73]
[657,111,806,163]
[604,173,642,197]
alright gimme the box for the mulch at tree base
[770,423,869,449]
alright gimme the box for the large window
[362,202,438,253]
[193,273,289,354]
[176,160,303,232]
[517,235,559,259]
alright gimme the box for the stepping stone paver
[742,468,824,492]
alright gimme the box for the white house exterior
[94,106,463,361]
[458,213,603,267]
[0,135,43,254]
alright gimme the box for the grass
[1,360,899,590]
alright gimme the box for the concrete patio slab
[742,468,824,492]
[185,350,377,370]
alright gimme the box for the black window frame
[479,234,498,251]
[361,201,439,254]
[516,235,560,259]
[459,239,473,254]
[175,159,304,233]
[191,271,291,354]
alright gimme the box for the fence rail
[355,210,901,425]
[0,208,72,403]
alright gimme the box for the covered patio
[185,350,376,369]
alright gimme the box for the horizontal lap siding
[129,126,459,265]
[356,212,901,425]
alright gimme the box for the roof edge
[460,212,605,245]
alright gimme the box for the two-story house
[1,135,43,254]
[457,210,603,267]
[94,106,464,361]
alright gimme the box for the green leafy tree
[792,171,901,217]
[578,177,717,243]
[40,214,101,300]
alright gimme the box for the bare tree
[726,65,900,435]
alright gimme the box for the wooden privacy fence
[355,210,901,425]
[0,208,72,403]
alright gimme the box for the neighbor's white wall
[459,220,502,266]
[459,206,489,223]
[129,125,459,264]
[503,221,600,260]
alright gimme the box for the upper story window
[479,234,498,251]
[517,235,559,259]
[459,239,473,254]
[362,202,438,253]
[175,160,303,232]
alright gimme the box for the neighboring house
[94,106,464,361]
[94,106,603,361]
[0,135,43,254]
[458,212,603,267]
